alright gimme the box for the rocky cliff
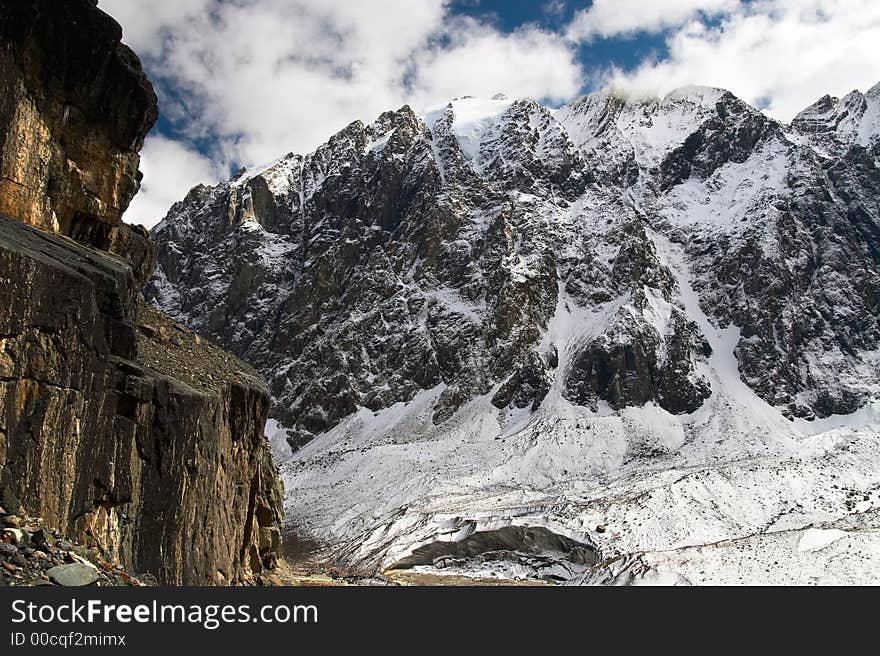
[0,0,283,585]
[148,83,880,584]
[0,0,157,239]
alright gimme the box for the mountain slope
[147,83,880,584]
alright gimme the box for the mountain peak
[791,82,880,149]
[663,84,727,105]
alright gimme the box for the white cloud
[100,0,585,226]
[567,0,739,40]
[408,18,584,106]
[543,1,568,19]
[123,136,224,228]
[98,0,213,57]
[605,0,880,121]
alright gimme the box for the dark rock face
[491,350,555,412]
[564,306,711,415]
[109,223,157,289]
[686,151,880,418]
[0,0,158,235]
[659,93,781,190]
[149,84,880,457]
[663,88,880,419]
[0,0,283,585]
[562,86,880,420]
[562,221,711,414]
[0,215,281,585]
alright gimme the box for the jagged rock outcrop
[0,0,282,585]
[153,86,878,448]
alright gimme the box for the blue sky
[99,0,880,227]
[449,0,670,73]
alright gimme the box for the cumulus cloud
[408,18,584,107]
[605,0,880,120]
[124,136,224,228]
[101,0,585,226]
[567,0,739,40]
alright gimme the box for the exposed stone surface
[109,223,156,288]
[0,0,157,236]
[148,97,715,450]
[559,84,880,419]
[0,214,282,584]
[47,563,99,587]
[1,508,147,587]
[150,88,869,451]
[0,0,284,585]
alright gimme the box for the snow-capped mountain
[146,83,880,584]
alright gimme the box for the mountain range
[146,82,880,584]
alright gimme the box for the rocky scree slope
[0,0,283,585]
[148,86,880,583]
[2,505,150,587]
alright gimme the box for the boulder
[47,563,99,587]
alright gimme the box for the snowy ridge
[425,95,516,173]
[791,82,880,155]
[556,85,729,174]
